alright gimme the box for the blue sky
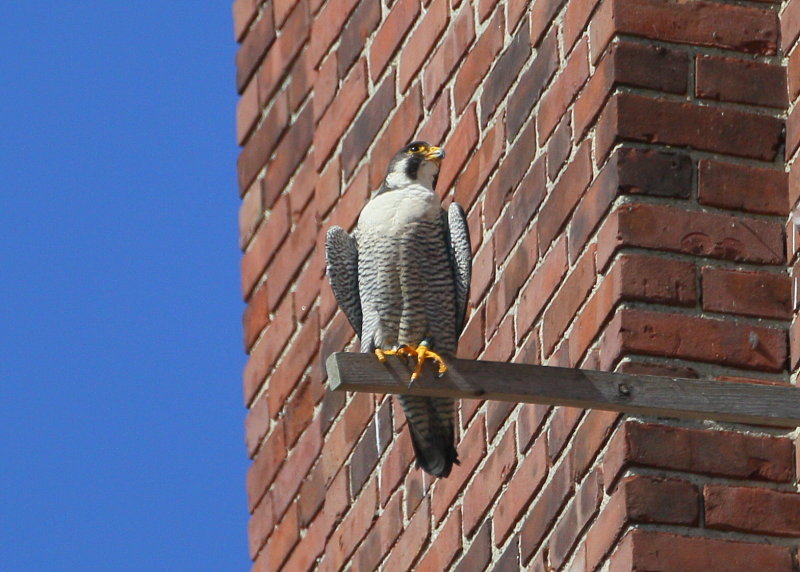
[0,3,250,569]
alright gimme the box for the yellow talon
[376,342,448,380]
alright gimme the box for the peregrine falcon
[325,141,472,478]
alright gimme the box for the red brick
[458,306,485,359]
[454,520,491,572]
[236,8,276,92]
[546,116,571,182]
[478,0,500,22]
[625,474,699,525]
[484,313,515,362]
[259,502,299,570]
[299,468,349,564]
[702,267,790,320]
[696,55,787,108]
[404,469,426,518]
[308,0,359,67]
[261,104,315,206]
[547,406,584,460]
[282,376,318,449]
[453,9,504,114]
[328,164,370,232]
[337,0,381,79]
[416,508,462,572]
[243,294,295,406]
[492,160,545,264]
[432,414,486,524]
[548,468,601,569]
[541,142,593,253]
[529,0,566,47]
[596,203,785,271]
[236,77,260,146]
[369,0,421,82]
[314,60,368,170]
[520,453,574,563]
[438,104,479,193]
[538,39,589,142]
[399,0,450,92]
[563,0,601,53]
[596,92,783,165]
[583,479,627,569]
[574,41,689,139]
[610,308,787,372]
[571,146,692,259]
[705,484,800,537]
[480,20,531,126]
[462,424,517,534]
[590,0,779,63]
[567,253,696,364]
[782,0,800,53]
[454,120,505,212]
[264,206,318,310]
[383,498,431,571]
[484,118,538,226]
[321,392,375,485]
[341,72,396,178]
[485,401,516,442]
[288,48,315,112]
[248,488,275,559]
[507,0,530,33]
[233,0,258,42]
[495,539,521,571]
[240,192,290,299]
[790,45,800,100]
[698,160,787,216]
[367,84,424,191]
[517,235,568,339]
[313,51,338,122]
[255,1,310,104]
[379,428,414,506]
[507,29,557,138]
[237,90,290,193]
[610,529,794,572]
[619,422,794,482]
[541,243,596,356]
[273,0,300,28]
[239,181,263,249]
[422,5,475,108]
[320,478,378,571]
[570,409,619,481]
[493,436,548,544]
[788,100,800,161]
[242,281,269,352]
[486,229,538,334]
[417,89,451,145]
[351,490,403,572]
[270,417,323,520]
[517,403,549,453]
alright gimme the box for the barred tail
[399,394,459,478]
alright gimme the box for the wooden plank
[326,352,800,428]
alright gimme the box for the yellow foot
[374,341,448,380]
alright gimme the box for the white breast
[358,186,441,232]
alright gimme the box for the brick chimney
[235,0,800,569]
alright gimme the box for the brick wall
[235,0,800,569]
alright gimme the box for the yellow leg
[376,342,448,380]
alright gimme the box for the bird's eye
[409,144,421,153]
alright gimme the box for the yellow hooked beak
[424,146,445,163]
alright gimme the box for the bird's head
[382,141,446,192]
